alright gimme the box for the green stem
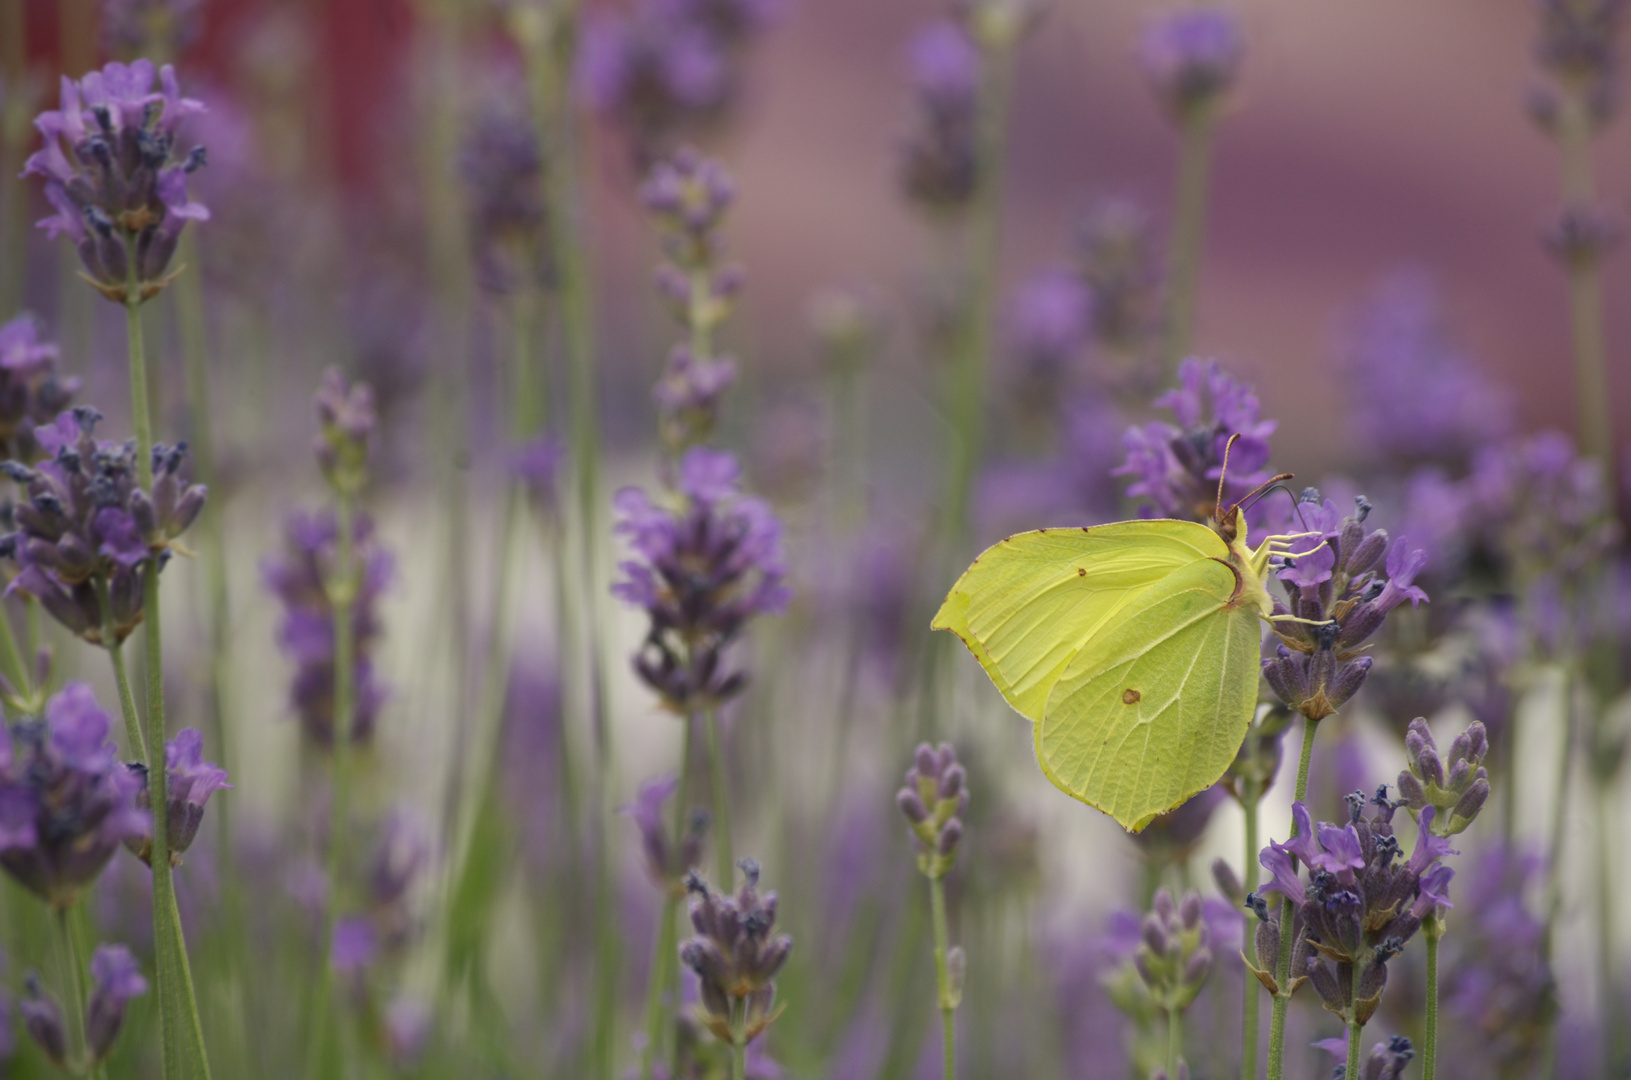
[54,906,90,1074]
[308,492,357,1080]
[705,707,734,888]
[929,875,956,1080]
[0,596,31,711]
[667,713,695,1077]
[1265,716,1320,1080]
[730,1000,746,1080]
[1595,777,1622,1080]
[1166,1005,1183,1080]
[1423,918,1441,1080]
[1163,108,1217,375]
[106,641,146,765]
[638,893,681,1080]
[125,257,211,1080]
[1241,794,1261,1080]
[939,18,1020,549]
[1556,96,1615,487]
[1344,961,1364,1080]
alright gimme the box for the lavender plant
[897,742,969,1080]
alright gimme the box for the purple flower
[1531,0,1625,133]
[101,0,203,55]
[510,435,564,509]
[1072,197,1163,357]
[611,447,789,713]
[331,916,377,976]
[1311,822,1365,880]
[1006,269,1093,386]
[84,944,146,1063]
[20,974,68,1067]
[679,859,792,1047]
[1373,537,1428,613]
[384,994,433,1065]
[1258,844,1305,906]
[1140,8,1246,119]
[459,84,551,295]
[312,369,376,497]
[23,60,208,304]
[654,345,739,455]
[0,317,79,464]
[623,774,707,893]
[897,742,970,879]
[1336,273,1513,464]
[900,20,981,209]
[125,727,229,865]
[1114,359,1276,522]
[0,683,148,907]
[1,408,206,645]
[262,508,394,748]
[1314,1036,1415,1080]
[364,810,432,953]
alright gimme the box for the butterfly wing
[931,520,1228,721]
[1034,555,1261,831]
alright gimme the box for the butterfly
[931,441,1321,831]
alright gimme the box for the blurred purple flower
[331,916,377,976]
[384,994,433,1065]
[0,317,79,464]
[84,943,146,1063]
[312,369,376,497]
[262,508,394,748]
[511,434,564,509]
[459,83,551,295]
[1140,8,1246,120]
[612,447,789,713]
[901,19,981,210]
[680,860,792,1046]
[0,683,148,907]
[101,0,203,56]
[623,774,707,893]
[1336,273,1513,465]
[1006,268,1093,393]
[23,60,208,303]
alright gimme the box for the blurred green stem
[1556,95,1614,486]
[1423,915,1442,1080]
[1241,792,1261,1080]
[54,906,90,1077]
[638,892,681,1080]
[1344,962,1363,1080]
[1595,774,1623,1080]
[1163,108,1217,375]
[705,707,734,888]
[929,875,956,1080]
[1166,1005,1183,1080]
[939,17,1020,550]
[1264,716,1320,1080]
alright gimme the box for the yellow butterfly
[932,448,1319,831]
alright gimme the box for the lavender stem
[1163,109,1216,374]
[1265,716,1321,1080]
[1557,99,1615,484]
[1423,915,1442,1080]
[706,707,734,888]
[1242,794,1261,1080]
[53,907,90,1074]
[930,874,956,1080]
[1167,1005,1183,1080]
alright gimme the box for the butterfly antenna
[1240,483,1308,529]
[1215,433,1242,520]
[1225,471,1296,519]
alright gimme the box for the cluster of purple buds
[896,742,969,879]
[1,408,205,645]
[1139,7,1246,123]
[23,60,208,304]
[458,96,551,295]
[1074,198,1163,362]
[624,774,709,896]
[1114,358,1277,522]
[1317,1035,1414,1080]
[1470,433,1619,593]
[1262,494,1429,722]
[679,858,793,1047]
[611,448,789,713]
[330,813,432,979]
[1134,887,1214,1013]
[1530,0,1625,135]
[1397,718,1489,836]
[125,727,230,866]
[1248,796,1455,1027]
[21,944,147,1069]
[0,683,148,909]
[313,369,376,498]
[577,0,781,166]
[262,509,393,748]
[102,0,204,57]
[900,19,982,210]
[0,318,81,464]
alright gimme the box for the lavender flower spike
[1140,7,1246,122]
[679,859,793,1047]
[0,317,80,464]
[624,774,708,895]
[897,742,970,879]
[23,61,208,303]
[84,944,147,1064]
[313,369,377,497]
[0,683,148,908]
[126,727,230,865]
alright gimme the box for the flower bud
[1448,776,1490,833]
[897,788,929,824]
[1179,890,1203,930]
[85,944,147,1063]
[1211,857,1243,903]
[20,975,67,1068]
[936,818,963,857]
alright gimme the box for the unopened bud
[1211,858,1243,902]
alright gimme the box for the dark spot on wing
[1122,688,1141,705]
[1077,568,1086,577]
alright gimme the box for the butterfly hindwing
[931,520,1227,720]
[1034,555,1261,831]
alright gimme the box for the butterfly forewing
[1034,556,1260,831]
[931,520,1227,720]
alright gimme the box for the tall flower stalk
[897,743,970,1080]
[22,57,215,1080]
[1141,7,1245,374]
